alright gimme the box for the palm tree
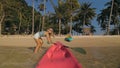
[16,2,25,34]
[0,0,19,34]
[97,8,110,32]
[18,12,22,34]
[0,3,5,35]
[68,0,80,35]
[77,2,96,35]
[32,0,35,35]
[9,0,31,34]
[50,0,63,35]
[0,0,41,35]
[109,0,120,35]
[107,0,114,35]
[50,0,80,35]
[32,0,41,34]
[39,0,48,31]
[98,0,120,35]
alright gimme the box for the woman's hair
[48,28,53,32]
[47,28,54,37]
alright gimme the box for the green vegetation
[97,0,120,35]
[0,0,41,35]
[0,0,120,35]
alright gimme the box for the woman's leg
[34,38,43,53]
[39,38,43,49]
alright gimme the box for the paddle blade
[71,47,87,55]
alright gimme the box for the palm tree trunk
[69,0,73,35]
[39,16,41,31]
[0,22,1,35]
[18,12,22,34]
[69,16,72,35]
[27,22,30,35]
[114,23,119,35]
[42,0,46,31]
[0,4,5,36]
[107,0,114,35]
[58,18,61,36]
[0,15,5,35]
[83,15,86,35]
[32,0,35,35]
[42,16,44,31]
[117,23,119,35]
[117,28,119,35]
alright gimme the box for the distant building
[83,28,92,35]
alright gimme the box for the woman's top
[34,31,45,39]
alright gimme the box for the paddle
[71,47,87,55]
[63,45,87,55]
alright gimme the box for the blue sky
[25,0,111,35]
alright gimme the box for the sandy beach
[0,35,120,47]
[0,35,120,68]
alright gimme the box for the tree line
[0,0,120,35]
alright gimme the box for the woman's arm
[46,33,52,44]
[51,32,55,38]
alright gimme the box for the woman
[33,28,54,53]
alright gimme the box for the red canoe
[36,42,82,68]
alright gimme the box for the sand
[0,35,120,47]
[0,35,120,68]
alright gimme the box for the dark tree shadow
[32,47,49,68]
[28,47,47,51]
[118,64,120,68]
[28,47,35,51]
